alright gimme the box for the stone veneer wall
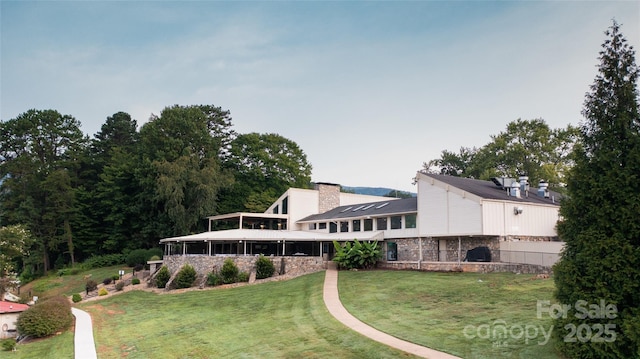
[383,237,500,263]
[501,235,560,242]
[378,261,551,274]
[315,183,340,213]
[162,255,326,278]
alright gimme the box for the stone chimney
[315,182,340,213]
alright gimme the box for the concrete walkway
[72,307,98,359]
[322,263,461,359]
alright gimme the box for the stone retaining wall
[378,261,551,274]
[162,255,326,278]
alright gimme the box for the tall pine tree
[553,21,640,358]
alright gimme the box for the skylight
[352,205,365,211]
[340,206,353,213]
[361,204,375,210]
[376,202,389,209]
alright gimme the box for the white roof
[160,229,384,243]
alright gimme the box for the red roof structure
[0,301,29,314]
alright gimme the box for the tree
[0,109,87,273]
[421,119,579,191]
[0,225,33,296]
[219,132,312,213]
[553,21,640,358]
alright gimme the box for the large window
[377,217,387,230]
[330,222,337,233]
[273,205,279,214]
[391,216,402,229]
[282,196,288,214]
[352,219,361,232]
[319,222,327,230]
[340,221,349,232]
[364,218,373,231]
[405,214,417,228]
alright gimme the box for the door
[438,239,447,262]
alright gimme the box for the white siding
[483,200,559,237]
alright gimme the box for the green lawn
[10,268,564,359]
[338,270,562,359]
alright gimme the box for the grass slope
[338,270,562,359]
[80,271,413,359]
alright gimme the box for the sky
[1,1,639,193]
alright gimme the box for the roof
[0,301,29,314]
[298,197,417,222]
[160,228,384,243]
[421,173,561,206]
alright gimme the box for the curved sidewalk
[72,307,98,359]
[322,263,461,359]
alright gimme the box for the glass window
[340,221,349,232]
[308,223,316,230]
[329,222,337,233]
[364,218,373,231]
[391,216,402,229]
[352,219,361,232]
[319,222,327,230]
[376,217,387,230]
[405,214,417,228]
[282,196,288,214]
[273,205,279,214]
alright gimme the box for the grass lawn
[338,270,562,359]
[79,271,413,359]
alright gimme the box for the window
[282,197,288,214]
[330,222,337,233]
[377,217,387,230]
[364,218,373,231]
[273,205,279,214]
[405,214,417,228]
[340,221,349,232]
[391,216,402,229]
[308,223,317,230]
[319,222,327,230]
[352,219,361,232]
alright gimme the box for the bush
[98,288,108,296]
[155,266,170,288]
[111,274,120,281]
[17,296,73,338]
[333,239,381,270]
[147,247,163,260]
[255,255,275,279]
[149,255,160,261]
[174,264,197,289]
[220,258,239,284]
[238,272,249,282]
[115,281,125,291]
[206,272,222,286]
[102,278,112,285]
[72,293,82,303]
[131,277,140,285]
[1,338,16,351]
[134,264,144,272]
[85,280,98,293]
[125,249,149,267]
[82,254,125,269]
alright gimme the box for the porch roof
[160,229,384,243]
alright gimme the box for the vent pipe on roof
[519,175,529,197]
[510,182,521,198]
[538,180,550,198]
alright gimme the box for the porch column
[243,240,247,256]
[208,241,212,256]
[282,240,286,256]
[183,242,186,255]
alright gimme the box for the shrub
[72,293,82,303]
[85,280,98,293]
[115,281,125,291]
[1,338,16,351]
[238,272,250,282]
[103,278,112,285]
[17,296,73,338]
[98,288,108,296]
[134,264,144,272]
[155,266,170,288]
[82,254,125,269]
[125,249,149,267]
[220,258,239,284]
[111,274,120,281]
[206,272,222,286]
[255,255,275,279]
[149,255,160,261]
[147,247,163,260]
[131,278,140,285]
[173,264,197,289]
[332,239,381,270]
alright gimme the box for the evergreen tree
[553,21,640,358]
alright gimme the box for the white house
[159,173,563,274]
[0,301,29,339]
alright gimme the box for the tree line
[0,104,312,276]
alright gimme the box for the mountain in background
[341,186,416,198]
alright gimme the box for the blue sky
[2,1,639,192]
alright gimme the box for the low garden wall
[378,261,552,274]
[161,255,326,278]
